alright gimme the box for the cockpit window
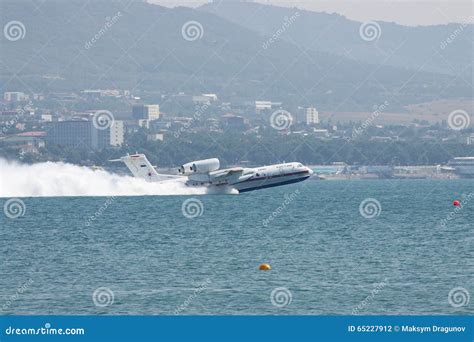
[297,163,303,167]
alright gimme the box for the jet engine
[178,158,220,175]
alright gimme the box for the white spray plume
[0,158,215,197]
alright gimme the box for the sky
[148,0,474,26]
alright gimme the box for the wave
[0,158,210,197]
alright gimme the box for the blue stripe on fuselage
[244,170,309,182]
[232,170,310,187]
[237,176,310,193]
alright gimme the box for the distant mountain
[0,0,471,111]
[200,1,473,76]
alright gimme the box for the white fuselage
[232,163,313,192]
[186,162,313,193]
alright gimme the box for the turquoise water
[1,179,472,315]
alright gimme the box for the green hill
[0,0,471,110]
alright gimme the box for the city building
[137,119,150,129]
[33,93,45,101]
[147,133,164,142]
[0,131,46,154]
[48,92,79,101]
[255,101,283,112]
[81,89,102,99]
[82,89,121,98]
[41,113,53,122]
[370,136,394,142]
[146,105,160,120]
[46,120,106,149]
[132,104,160,121]
[150,120,171,131]
[255,101,272,111]
[4,92,26,102]
[313,128,329,138]
[447,157,474,178]
[193,94,217,105]
[306,107,319,125]
[202,93,218,101]
[1,110,19,120]
[221,114,246,131]
[45,119,123,150]
[132,105,145,120]
[101,89,120,97]
[110,120,124,146]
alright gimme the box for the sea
[1,179,472,315]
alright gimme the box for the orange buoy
[259,263,271,271]
[453,200,461,206]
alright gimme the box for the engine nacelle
[178,158,220,175]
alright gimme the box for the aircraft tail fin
[110,154,160,182]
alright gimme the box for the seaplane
[110,154,313,193]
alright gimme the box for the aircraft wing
[211,167,245,179]
[209,167,254,185]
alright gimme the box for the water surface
[1,179,472,315]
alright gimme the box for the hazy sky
[149,0,473,26]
